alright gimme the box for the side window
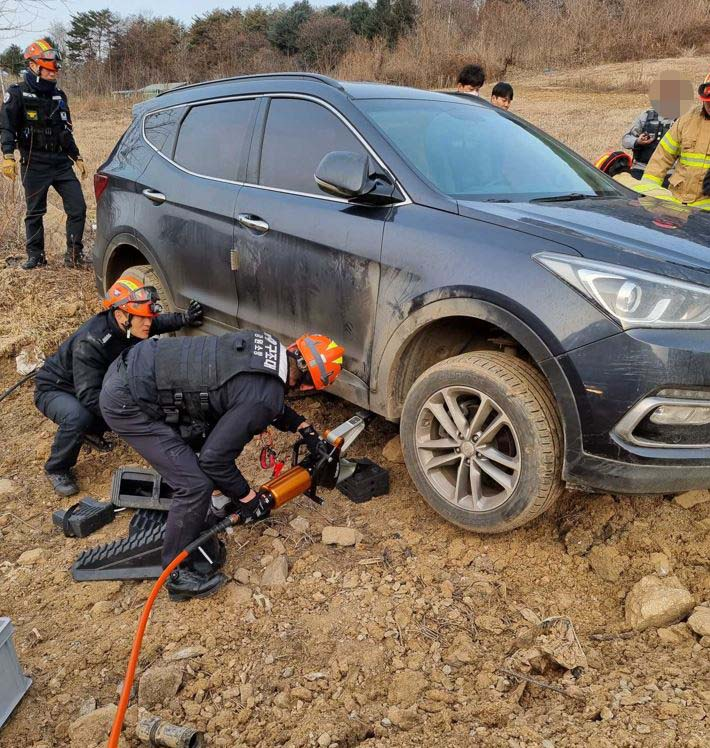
[259,98,368,195]
[173,99,255,180]
[143,108,181,157]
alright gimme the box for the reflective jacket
[643,105,710,207]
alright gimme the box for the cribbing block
[337,458,390,503]
[71,524,166,581]
[52,498,115,538]
[110,466,175,511]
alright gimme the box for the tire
[400,351,563,533]
[123,264,175,313]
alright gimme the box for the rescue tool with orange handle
[107,412,371,748]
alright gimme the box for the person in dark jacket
[100,331,344,601]
[35,272,203,496]
[0,38,87,269]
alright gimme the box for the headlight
[535,252,710,329]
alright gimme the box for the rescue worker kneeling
[100,331,344,602]
[35,274,203,497]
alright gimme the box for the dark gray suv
[95,73,710,533]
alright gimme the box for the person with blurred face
[490,82,514,110]
[0,39,88,269]
[638,72,710,209]
[34,274,204,496]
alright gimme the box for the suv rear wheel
[400,351,563,532]
[121,264,174,313]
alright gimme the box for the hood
[458,195,710,279]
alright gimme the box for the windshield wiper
[530,193,599,203]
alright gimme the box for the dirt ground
[1,60,709,748]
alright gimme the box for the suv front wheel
[400,351,563,532]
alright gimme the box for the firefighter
[35,273,203,497]
[636,73,710,209]
[0,39,87,269]
[100,331,344,601]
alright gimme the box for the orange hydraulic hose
[107,549,188,748]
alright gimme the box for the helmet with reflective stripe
[24,39,62,72]
[699,72,710,102]
[102,274,162,318]
[288,334,344,390]
[594,150,632,177]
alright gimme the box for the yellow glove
[74,157,86,180]
[2,155,16,181]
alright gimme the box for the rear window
[173,99,255,181]
[357,98,621,202]
[259,98,367,195]
[143,107,181,157]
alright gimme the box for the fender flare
[102,233,173,305]
[370,297,582,465]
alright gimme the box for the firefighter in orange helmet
[34,274,203,496]
[0,38,88,269]
[100,331,344,601]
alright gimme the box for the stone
[564,527,594,556]
[588,545,628,582]
[625,575,695,631]
[674,490,710,509]
[68,704,116,746]
[229,585,253,605]
[318,733,331,747]
[90,600,114,618]
[289,516,310,533]
[165,645,207,662]
[387,670,427,707]
[138,665,183,708]
[382,435,405,464]
[321,526,363,547]
[688,606,710,637]
[263,527,280,537]
[600,706,613,721]
[261,556,289,587]
[17,548,45,565]
[387,705,419,729]
[657,623,693,645]
[448,632,476,664]
[0,478,15,497]
[78,697,97,717]
[650,552,672,577]
[234,567,251,585]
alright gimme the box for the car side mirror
[315,151,402,206]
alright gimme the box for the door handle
[142,188,166,205]
[237,214,269,233]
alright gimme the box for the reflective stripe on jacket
[642,105,710,204]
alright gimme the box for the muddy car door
[233,96,389,402]
[133,98,258,328]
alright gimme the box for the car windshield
[357,98,622,202]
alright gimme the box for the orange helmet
[698,73,710,102]
[102,275,162,318]
[24,39,62,72]
[594,150,632,177]
[288,334,344,390]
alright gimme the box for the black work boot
[21,255,47,270]
[82,433,113,453]
[166,568,227,602]
[46,471,79,497]
[192,539,227,576]
[64,252,91,269]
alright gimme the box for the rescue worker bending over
[0,39,87,269]
[100,331,344,602]
[35,273,203,497]
[638,73,710,209]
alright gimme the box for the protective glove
[2,155,16,181]
[182,299,203,327]
[237,490,271,524]
[703,169,710,197]
[74,157,86,180]
[298,424,328,457]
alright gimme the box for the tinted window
[174,99,255,180]
[357,98,621,202]
[144,107,181,157]
[259,98,367,194]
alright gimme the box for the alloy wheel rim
[414,386,521,512]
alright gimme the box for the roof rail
[157,72,345,97]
